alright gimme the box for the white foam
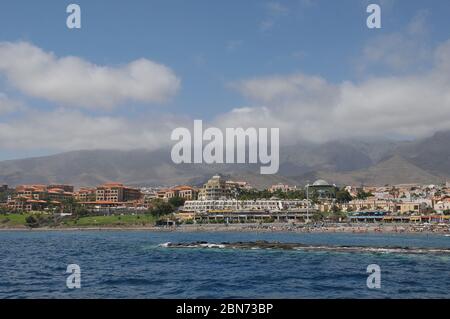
[199,243,226,249]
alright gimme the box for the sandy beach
[1,223,449,235]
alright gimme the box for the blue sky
[1,0,450,160]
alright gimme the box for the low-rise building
[269,183,297,193]
[393,201,429,215]
[182,199,308,213]
[342,199,429,215]
[174,186,198,200]
[14,184,74,203]
[155,186,198,201]
[434,198,450,214]
[7,196,49,212]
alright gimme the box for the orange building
[157,186,198,201]
[95,183,142,203]
[74,188,96,202]
[8,184,74,211]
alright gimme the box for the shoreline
[1,223,449,235]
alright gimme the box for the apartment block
[155,186,198,201]
[198,175,230,200]
[96,183,142,203]
[74,188,96,202]
[7,184,74,211]
[183,199,307,213]
[7,197,47,212]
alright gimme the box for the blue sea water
[0,231,449,299]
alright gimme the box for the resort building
[433,198,450,214]
[307,180,337,199]
[198,175,231,200]
[95,183,142,203]
[393,201,428,215]
[14,184,73,202]
[157,179,248,202]
[174,186,198,200]
[156,186,198,201]
[341,199,429,215]
[15,185,48,200]
[47,188,74,202]
[6,184,74,211]
[7,197,47,212]
[269,183,297,193]
[48,184,74,193]
[74,188,96,202]
[182,199,309,213]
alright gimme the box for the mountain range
[0,131,449,188]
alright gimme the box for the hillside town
[1,175,450,228]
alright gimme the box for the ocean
[0,231,449,299]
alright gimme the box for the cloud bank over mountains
[223,39,450,144]
[1,33,450,156]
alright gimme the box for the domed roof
[313,179,329,186]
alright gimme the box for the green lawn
[0,213,159,228]
[0,213,33,227]
[64,214,158,227]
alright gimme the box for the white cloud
[0,42,181,109]
[232,73,338,105]
[358,11,432,73]
[2,20,450,156]
[0,93,23,115]
[220,39,450,144]
[3,38,450,154]
[0,109,187,152]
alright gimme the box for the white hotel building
[182,199,309,213]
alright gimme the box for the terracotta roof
[81,201,125,205]
[102,183,124,187]
[174,186,194,191]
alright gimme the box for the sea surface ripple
[0,231,449,299]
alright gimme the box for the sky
[1,0,450,160]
